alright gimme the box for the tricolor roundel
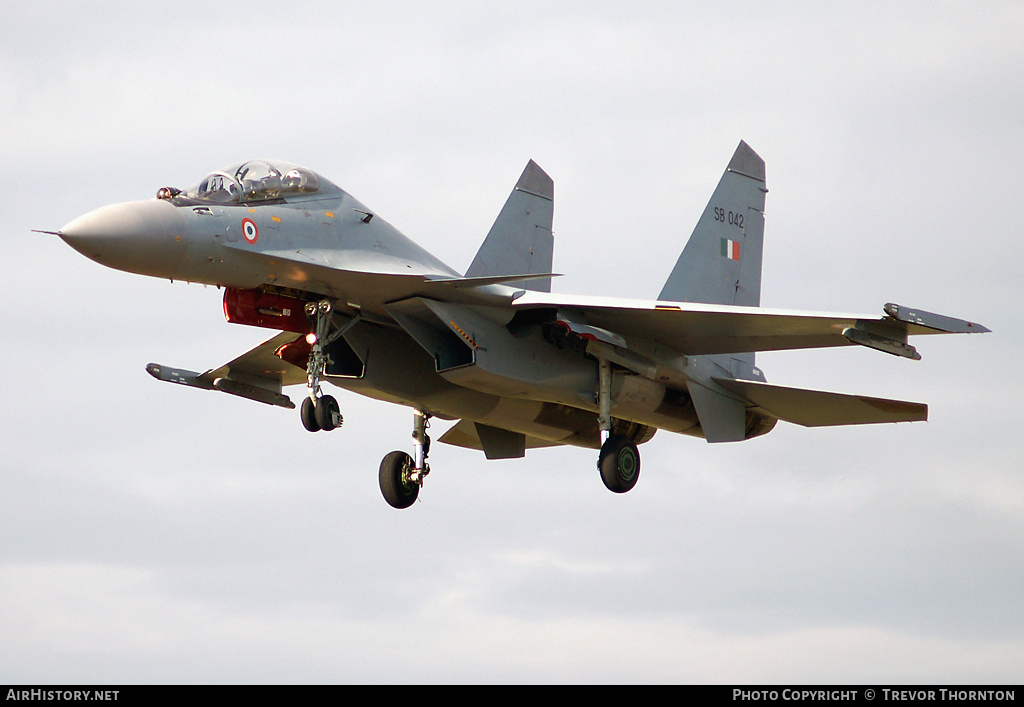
[241,218,259,244]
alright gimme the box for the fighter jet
[53,142,988,508]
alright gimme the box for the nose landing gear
[300,394,342,432]
[299,299,345,432]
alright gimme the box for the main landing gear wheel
[379,410,431,509]
[379,451,419,509]
[599,434,640,493]
[594,357,640,494]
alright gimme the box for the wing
[512,292,988,359]
[504,293,985,441]
[146,331,306,408]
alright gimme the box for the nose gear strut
[299,299,356,433]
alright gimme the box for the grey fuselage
[59,161,699,449]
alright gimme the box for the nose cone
[60,199,189,278]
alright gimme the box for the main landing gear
[599,434,640,493]
[298,306,639,504]
[296,297,429,509]
[300,299,343,433]
[379,410,431,509]
[596,358,641,494]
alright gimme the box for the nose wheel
[379,410,431,509]
[299,299,347,433]
[300,394,342,432]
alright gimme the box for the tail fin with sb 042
[659,140,767,307]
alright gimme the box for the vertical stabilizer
[466,160,554,292]
[658,141,767,307]
[662,142,769,418]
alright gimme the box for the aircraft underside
[261,288,783,507]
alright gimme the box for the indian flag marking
[721,238,741,261]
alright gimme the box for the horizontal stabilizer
[715,378,927,426]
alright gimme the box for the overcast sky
[2,1,1021,684]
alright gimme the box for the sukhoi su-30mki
[52,143,988,508]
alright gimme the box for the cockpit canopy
[184,160,337,203]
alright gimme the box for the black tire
[300,397,321,432]
[598,434,640,493]
[379,451,419,509]
[315,395,341,431]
